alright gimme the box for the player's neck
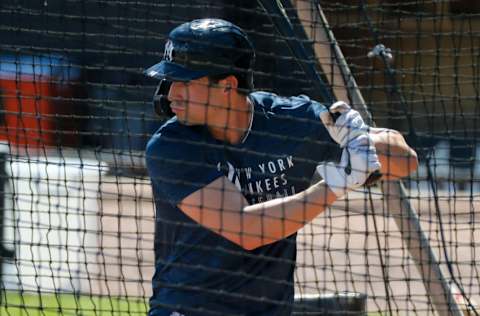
[208,93,253,144]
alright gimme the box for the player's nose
[167,81,186,102]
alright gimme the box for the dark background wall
[0,0,320,151]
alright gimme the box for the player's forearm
[183,183,336,250]
[371,128,418,180]
[238,181,337,250]
[179,177,336,250]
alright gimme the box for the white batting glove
[320,101,369,148]
[317,134,381,198]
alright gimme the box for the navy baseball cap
[144,19,255,83]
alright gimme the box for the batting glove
[320,101,369,148]
[317,101,381,196]
[317,134,381,198]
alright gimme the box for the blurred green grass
[1,291,148,316]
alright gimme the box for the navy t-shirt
[146,92,341,316]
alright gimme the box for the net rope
[0,0,479,315]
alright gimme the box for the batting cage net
[0,0,479,315]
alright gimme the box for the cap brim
[143,61,209,82]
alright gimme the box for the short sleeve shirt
[146,92,340,316]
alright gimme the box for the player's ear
[221,75,238,93]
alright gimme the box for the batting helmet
[145,18,255,84]
[145,18,255,116]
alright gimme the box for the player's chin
[176,115,197,126]
[176,116,189,125]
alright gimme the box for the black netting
[0,1,478,315]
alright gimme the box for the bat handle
[342,147,383,187]
[364,170,383,186]
[331,111,341,121]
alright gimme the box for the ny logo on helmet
[164,40,174,62]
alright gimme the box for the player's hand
[316,134,381,197]
[320,101,369,148]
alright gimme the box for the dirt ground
[88,176,480,315]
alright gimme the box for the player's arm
[178,125,418,251]
[369,127,418,181]
[179,102,382,250]
[179,176,336,250]
[178,102,417,250]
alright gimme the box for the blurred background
[0,0,479,315]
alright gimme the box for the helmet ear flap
[153,79,173,117]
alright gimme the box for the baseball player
[144,18,418,316]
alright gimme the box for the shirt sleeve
[146,130,223,206]
[267,93,342,163]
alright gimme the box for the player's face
[167,77,230,126]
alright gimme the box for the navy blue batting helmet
[145,18,255,86]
